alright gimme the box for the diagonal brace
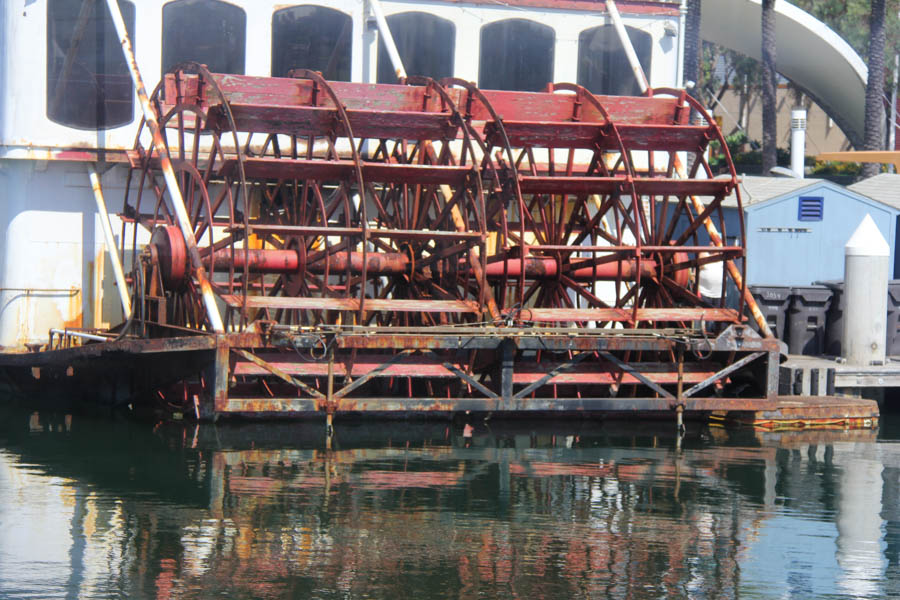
[425,351,499,399]
[232,348,325,399]
[334,350,413,399]
[514,351,592,399]
[598,351,674,399]
[683,351,765,398]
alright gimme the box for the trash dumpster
[819,281,844,356]
[749,285,792,344]
[788,285,832,356]
[888,281,900,356]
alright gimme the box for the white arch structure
[701,0,868,148]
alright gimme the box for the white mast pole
[103,0,224,332]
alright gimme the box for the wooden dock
[781,354,900,394]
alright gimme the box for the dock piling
[842,215,890,366]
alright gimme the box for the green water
[2,407,900,599]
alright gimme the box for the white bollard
[842,214,890,366]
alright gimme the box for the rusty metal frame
[682,351,765,398]
[512,351,592,400]
[231,348,325,399]
[423,350,499,399]
[597,350,674,399]
[0,329,783,415]
[332,350,414,400]
[93,58,797,419]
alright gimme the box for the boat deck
[0,331,879,430]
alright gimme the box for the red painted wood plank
[220,294,480,313]
[224,157,474,185]
[519,308,740,322]
[233,353,460,378]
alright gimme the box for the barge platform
[0,325,879,430]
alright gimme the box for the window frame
[161,0,247,77]
[375,11,455,84]
[46,0,136,130]
[271,5,353,81]
[478,18,555,92]
[576,23,653,96]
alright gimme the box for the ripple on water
[0,411,899,598]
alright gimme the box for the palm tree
[862,0,887,179]
[761,0,777,175]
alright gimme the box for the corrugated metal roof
[847,174,900,210]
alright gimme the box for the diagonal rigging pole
[369,0,407,81]
[87,164,132,320]
[604,0,772,337]
[103,0,224,332]
[605,0,651,94]
[672,156,772,337]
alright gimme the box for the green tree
[723,50,763,135]
[863,0,888,178]
[793,0,900,156]
[792,0,899,59]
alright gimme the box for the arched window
[577,25,652,96]
[479,19,554,92]
[272,6,352,80]
[376,13,454,84]
[162,0,246,75]
[47,0,135,129]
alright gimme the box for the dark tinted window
[162,0,246,75]
[47,0,135,129]
[577,25,652,96]
[479,19,553,92]
[272,6,352,80]
[376,12,454,84]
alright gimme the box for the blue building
[729,177,899,287]
[657,175,900,289]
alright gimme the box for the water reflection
[1,406,898,599]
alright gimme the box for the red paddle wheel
[120,64,780,419]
